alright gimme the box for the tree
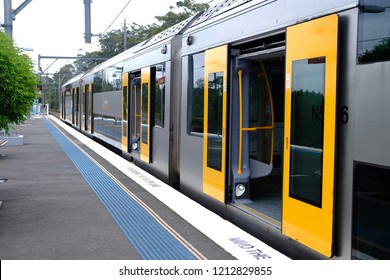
[156,0,210,30]
[95,0,210,58]
[52,64,76,86]
[0,31,37,134]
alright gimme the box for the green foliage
[93,0,210,58]
[358,37,390,64]
[0,31,37,134]
[54,1,210,83]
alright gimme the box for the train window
[358,0,390,63]
[207,72,224,171]
[154,64,165,128]
[289,57,325,208]
[142,83,149,144]
[102,64,123,91]
[93,71,103,93]
[187,52,205,135]
[352,163,390,259]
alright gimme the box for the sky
[0,0,212,74]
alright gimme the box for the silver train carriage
[61,0,390,259]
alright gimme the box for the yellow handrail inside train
[260,61,275,165]
[238,69,243,175]
[134,84,137,139]
[237,62,275,176]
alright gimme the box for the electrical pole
[84,0,92,43]
[2,0,33,38]
[123,19,127,51]
[3,0,12,36]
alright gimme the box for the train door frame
[140,67,151,163]
[122,72,129,152]
[128,72,141,157]
[282,14,339,257]
[229,30,286,226]
[224,14,339,258]
[72,88,75,125]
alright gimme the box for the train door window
[123,86,128,138]
[82,85,86,131]
[358,0,390,63]
[72,88,76,125]
[289,57,325,207]
[85,85,90,131]
[85,84,93,133]
[207,72,224,171]
[141,82,149,145]
[154,64,165,128]
[122,72,129,152]
[187,52,205,135]
[352,163,390,259]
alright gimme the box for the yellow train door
[122,73,129,152]
[140,67,151,163]
[283,15,339,257]
[84,83,93,133]
[203,45,228,203]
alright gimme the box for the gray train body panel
[179,0,389,259]
[122,17,196,183]
[182,0,358,55]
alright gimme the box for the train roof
[134,15,196,53]
[62,14,197,86]
[83,46,137,78]
[182,0,358,54]
[61,73,84,88]
[187,0,358,30]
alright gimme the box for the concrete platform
[0,115,289,260]
[0,116,234,260]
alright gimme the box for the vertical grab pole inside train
[238,69,243,175]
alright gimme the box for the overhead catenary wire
[102,0,133,34]
[85,0,133,52]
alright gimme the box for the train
[60,0,390,259]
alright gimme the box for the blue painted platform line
[43,117,203,260]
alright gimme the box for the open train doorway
[230,16,338,257]
[230,32,286,225]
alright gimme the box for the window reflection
[352,163,390,259]
[155,64,165,128]
[207,72,223,171]
[188,53,205,135]
[290,57,325,207]
[358,0,390,63]
[142,83,149,144]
